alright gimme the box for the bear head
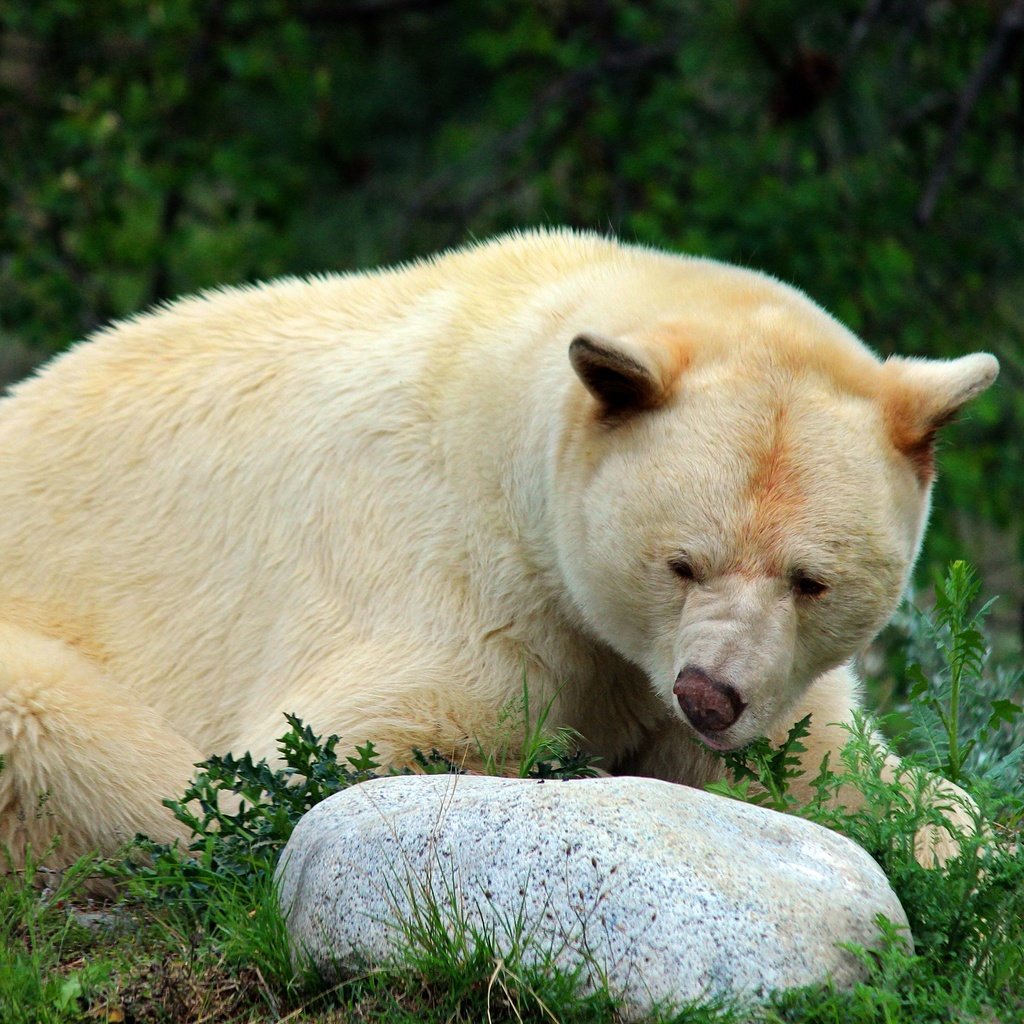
[552,262,998,752]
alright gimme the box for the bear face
[554,290,996,753]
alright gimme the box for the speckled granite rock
[277,775,910,1019]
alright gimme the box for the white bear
[0,229,997,867]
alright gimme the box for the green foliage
[761,917,1001,1024]
[900,560,1023,788]
[882,564,1024,810]
[126,713,459,908]
[111,701,605,1017]
[811,718,1022,992]
[127,700,598,911]
[2,2,1022,578]
[707,714,825,814]
[186,868,311,1006]
[0,848,110,1024]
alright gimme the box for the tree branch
[917,0,1024,224]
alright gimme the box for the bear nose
[673,666,747,734]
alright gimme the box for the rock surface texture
[277,775,910,1019]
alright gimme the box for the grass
[2,562,1022,1022]
[0,849,112,1024]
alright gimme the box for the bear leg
[0,621,200,870]
[773,663,979,865]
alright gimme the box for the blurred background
[1,0,1022,640]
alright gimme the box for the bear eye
[792,571,829,599]
[668,555,697,582]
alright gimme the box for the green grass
[2,562,1022,1023]
[0,849,112,1024]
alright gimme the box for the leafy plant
[888,562,1024,808]
[706,714,831,814]
[126,695,600,913]
[125,714,458,908]
[761,916,991,1024]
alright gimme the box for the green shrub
[125,686,600,911]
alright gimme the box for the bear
[0,228,998,869]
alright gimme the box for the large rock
[277,775,909,1018]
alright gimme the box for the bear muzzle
[673,666,747,742]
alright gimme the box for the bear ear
[883,352,999,482]
[569,333,667,416]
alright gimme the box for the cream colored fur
[0,229,997,866]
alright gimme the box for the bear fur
[0,229,998,866]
